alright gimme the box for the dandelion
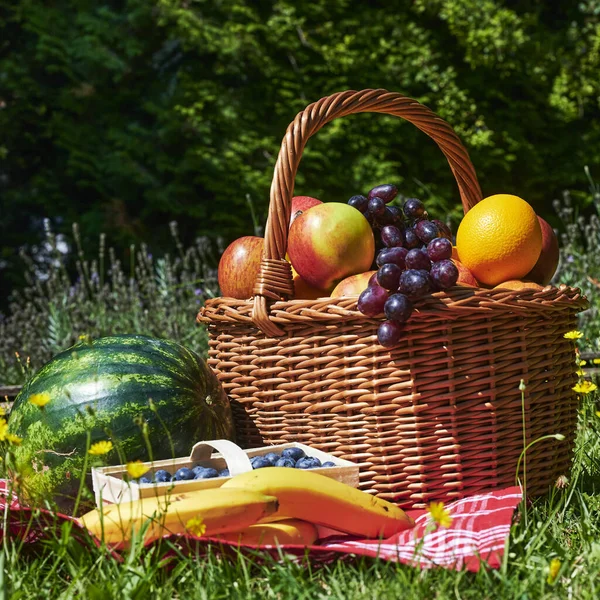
[554,475,569,489]
[547,557,561,584]
[126,461,150,479]
[572,381,598,394]
[0,407,5,417]
[88,440,113,455]
[0,419,22,445]
[564,330,583,340]
[594,358,600,365]
[427,501,452,528]
[186,516,206,537]
[29,392,51,408]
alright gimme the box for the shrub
[0,220,219,385]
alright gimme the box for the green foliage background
[2,0,600,297]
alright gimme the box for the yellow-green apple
[287,203,375,291]
[451,258,479,287]
[290,196,322,226]
[331,270,377,298]
[524,216,559,285]
[218,236,264,299]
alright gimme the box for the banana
[213,519,318,547]
[222,467,414,539]
[79,488,279,546]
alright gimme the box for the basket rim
[198,284,588,327]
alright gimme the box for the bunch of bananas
[80,468,415,547]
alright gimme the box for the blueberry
[295,457,322,469]
[154,470,171,483]
[174,467,195,481]
[202,468,219,478]
[192,465,206,476]
[138,476,152,484]
[321,461,336,468]
[218,468,230,477]
[252,456,274,469]
[275,458,296,468]
[281,447,306,462]
[263,452,281,465]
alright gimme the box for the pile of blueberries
[135,447,336,484]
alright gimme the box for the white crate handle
[188,439,253,476]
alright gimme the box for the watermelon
[8,335,234,512]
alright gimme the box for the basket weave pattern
[198,90,588,508]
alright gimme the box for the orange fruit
[493,280,544,291]
[456,194,542,286]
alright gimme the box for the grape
[405,248,431,271]
[398,269,432,298]
[376,246,408,269]
[377,320,403,347]
[403,198,425,220]
[380,225,404,248]
[368,184,398,204]
[431,219,453,241]
[348,194,369,213]
[377,264,402,291]
[414,220,439,244]
[430,259,459,290]
[386,206,404,225]
[367,196,386,218]
[368,272,379,286]
[427,237,453,262]
[404,229,422,249]
[357,284,389,316]
[384,293,413,322]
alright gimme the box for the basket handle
[252,88,483,336]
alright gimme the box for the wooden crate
[91,439,359,507]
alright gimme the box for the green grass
[1,385,599,599]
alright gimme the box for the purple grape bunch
[348,184,458,348]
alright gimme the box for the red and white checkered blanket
[0,481,521,572]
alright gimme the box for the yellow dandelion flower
[579,360,587,367]
[88,440,113,456]
[594,358,600,365]
[0,419,9,441]
[29,392,51,408]
[5,433,22,445]
[576,368,585,377]
[547,557,561,584]
[572,381,598,394]
[427,501,452,528]
[186,516,206,537]
[0,407,5,417]
[126,461,150,479]
[564,330,583,340]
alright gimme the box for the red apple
[524,216,559,285]
[331,270,377,298]
[287,203,375,292]
[218,236,264,299]
[290,196,323,227]
[452,259,479,287]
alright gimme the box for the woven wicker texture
[198,89,589,508]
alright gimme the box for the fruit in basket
[456,194,542,286]
[154,469,172,483]
[222,467,415,538]
[493,279,545,291]
[295,456,322,469]
[331,270,377,298]
[290,196,322,226]
[218,235,264,299]
[452,259,479,287]
[275,458,296,468]
[281,447,306,461]
[214,518,319,547]
[357,283,389,317]
[524,216,560,285]
[288,203,375,291]
[8,335,234,512]
[80,488,279,546]
[291,264,327,300]
[430,259,459,290]
[174,467,195,481]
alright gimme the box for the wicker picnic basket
[197,89,589,509]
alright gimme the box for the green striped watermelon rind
[8,335,234,511]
